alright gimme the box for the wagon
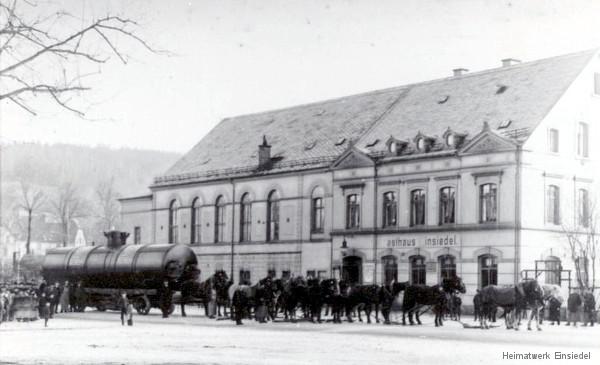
[12,295,38,321]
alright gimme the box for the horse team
[179,271,467,326]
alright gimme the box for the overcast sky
[2,0,600,153]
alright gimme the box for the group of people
[546,289,597,327]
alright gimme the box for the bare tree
[17,181,44,254]
[0,0,164,116]
[561,195,599,292]
[95,177,120,231]
[48,182,86,246]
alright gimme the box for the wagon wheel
[134,295,151,315]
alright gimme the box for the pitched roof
[154,49,596,187]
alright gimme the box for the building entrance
[342,256,362,285]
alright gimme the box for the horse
[473,290,497,323]
[344,284,383,324]
[230,276,277,325]
[402,276,466,326]
[479,285,516,330]
[306,277,325,323]
[274,276,308,322]
[216,279,233,317]
[514,279,544,331]
[379,281,408,324]
[446,293,462,321]
[319,278,345,323]
[179,269,229,318]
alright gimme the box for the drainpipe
[514,143,522,284]
[230,178,236,280]
[373,162,379,284]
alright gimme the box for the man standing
[59,281,70,313]
[158,280,172,318]
[582,290,596,327]
[566,291,583,327]
[39,292,50,327]
[118,292,129,326]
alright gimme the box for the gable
[331,147,374,170]
[459,128,517,155]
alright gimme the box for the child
[126,302,134,326]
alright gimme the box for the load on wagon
[42,230,199,317]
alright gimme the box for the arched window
[410,189,426,226]
[214,196,225,243]
[410,255,426,285]
[311,195,324,233]
[240,193,252,242]
[545,257,561,285]
[346,194,360,228]
[190,198,201,244]
[267,190,280,241]
[546,185,560,225]
[479,183,497,223]
[479,254,498,288]
[382,191,397,227]
[578,189,590,228]
[438,254,456,280]
[439,187,455,225]
[382,255,398,285]
[168,199,179,244]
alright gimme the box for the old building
[120,50,600,303]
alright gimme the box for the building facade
[120,50,600,304]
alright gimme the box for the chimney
[501,58,521,67]
[453,68,469,77]
[104,230,128,249]
[258,135,271,169]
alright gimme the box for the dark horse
[402,276,466,326]
[343,283,384,324]
[230,276,277,325]
[479,280,544,331]
[274,277,308,322]
[179,270,229,318]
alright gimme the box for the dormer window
[442,127,466,149]
[416,138,425,151]
[414,132,434,153]
[389,142,397,154]
[446,134,455,146]
[386,136,408,156]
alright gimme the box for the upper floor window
[382,191,397,227]
[546,185,560,225]
[578,188,590,228]
[410,189,426,226]
[346,194,360,228]
[479,183,497,223]
[547,128,559,153]
[311,197,324,233]
[191,198,201,244]
[577,122,589,158]
[439,187,456,225]
[266,190,280,241]
[168,199,179,244]
[215,196,225,243]
[594,73,600,95]
[240,193,252,242]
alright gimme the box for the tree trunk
[26,209,32,254]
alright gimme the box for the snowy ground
[1,306,598,365]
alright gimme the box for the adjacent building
[120,50,600,304]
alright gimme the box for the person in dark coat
[566,291,583,327]
[118,292,129,326]
[548,295,562,325]
[50,282,61,316]
[158,280,172,318]
[582,290,596,327]
[38,293,50,327]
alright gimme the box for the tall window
[311,197,324,233]
[578,188,590,228]
[479,254,498,288]
[191,198,201,244]
[479,183,497,223]
[214,196,225,243]
[577,122,589,158]
[134,226,141,245]
[546,185,560,225]
[346,194,360,228]
[439,255,456,280]
[240,193,252,242]
[545,257,561,285]
[267,190,280,241]
[382,191,397,227]
[168,199,179,244]
[410,189,426,226]
[410,255,426,284]
[439,187,455,225]
[382,255,398,285]
[547,128,559,153]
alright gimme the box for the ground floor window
[239,270,251,285]
[479,254,497,288]
[438,254,456,280]
[382,255,398,285]
[410,255,426,285]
